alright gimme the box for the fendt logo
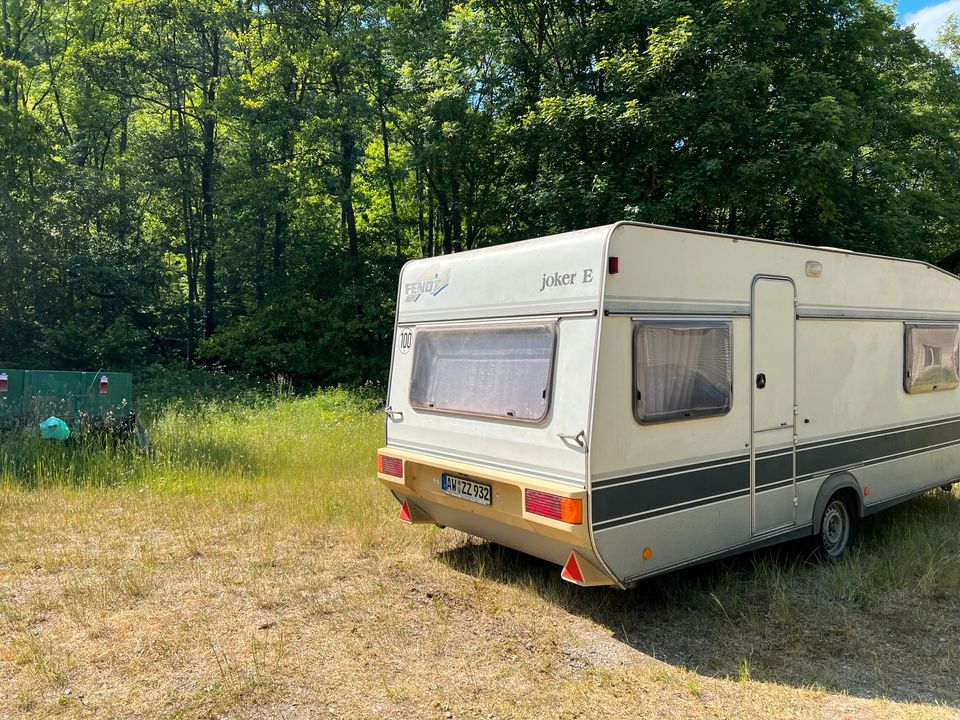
[404,265,450,302]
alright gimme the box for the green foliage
[2,0,960,382]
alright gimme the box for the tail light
[377,454,403,478]
[99,375,109,395]
[525,489,582,524]
[0,373,7,393]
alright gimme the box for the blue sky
[894,0,958,45]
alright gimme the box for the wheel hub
[822,500,849,556]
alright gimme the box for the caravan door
[750,276,797,535]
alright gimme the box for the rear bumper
[377,447,618,587]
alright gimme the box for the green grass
[0,386,391,537]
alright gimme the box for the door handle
[756,373,766,389]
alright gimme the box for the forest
[1,0,960,385]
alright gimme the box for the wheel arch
[812,471,864,529]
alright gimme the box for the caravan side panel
[589,223,960,585]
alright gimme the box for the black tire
[818,493,857,560]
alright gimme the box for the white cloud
[903,0,960,46]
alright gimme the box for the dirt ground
[1,484,958,720]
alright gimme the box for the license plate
[441,474,492,506]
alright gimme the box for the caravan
[377,222,960,588]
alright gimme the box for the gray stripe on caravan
[798,415,960,452]
[592,487,750,530]
[595,415,960,490]
[594,475,823,534]
[604,296,750,316]
[603,297,960,322]
[591,455,749,491]
[592,443,793,487]
[796,417,960,477]
[797,304,960,322]
[592,415,960,529]
[592,443,792,490]
[591,459,750,526]
[399,297,599,323]
[796,436,960,481]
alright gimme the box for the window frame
[903,322,960,395]
[632,318,734,425]
[408,320,559,424]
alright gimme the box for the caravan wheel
[818,494,856,560]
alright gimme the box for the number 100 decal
[398,327,413,354]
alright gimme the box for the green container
[0,369,135,430]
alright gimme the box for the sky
[896,0,959,45]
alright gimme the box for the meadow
[1,381,959,719]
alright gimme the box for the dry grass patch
[0,389,958,718]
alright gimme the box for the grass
[1,385,960,718]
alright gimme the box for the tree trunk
[416,167,425,257]
[201,28,220,340]
[340,128,359,258]
[379,107,401,257]
[272,205,286,280]
[255,211,266,306]
[427,195,435,257]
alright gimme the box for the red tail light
[377,454,403,478]
[525,489,582,524]
[0,373,7,393]
[99,375,109,394]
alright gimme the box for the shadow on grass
[436,489,960,707]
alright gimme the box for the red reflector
[378,454,403,478]
[608,256,619,274]
[561,553,584,584]
[399,501,413,523]
[0,373,7,393]
[99,375,109,394]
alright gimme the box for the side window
[633,320,733,423]
[904,324,960,394]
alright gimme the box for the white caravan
[377,222,960,588]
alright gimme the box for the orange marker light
[643,547,652,561]
[863,487,871,496]
[560,497,583,524]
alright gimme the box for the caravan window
[409,323,556,422]
[634,320,732,423]
[904,324,960,394]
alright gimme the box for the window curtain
[636,323,732,422]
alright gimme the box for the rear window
[409,323,557,422]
